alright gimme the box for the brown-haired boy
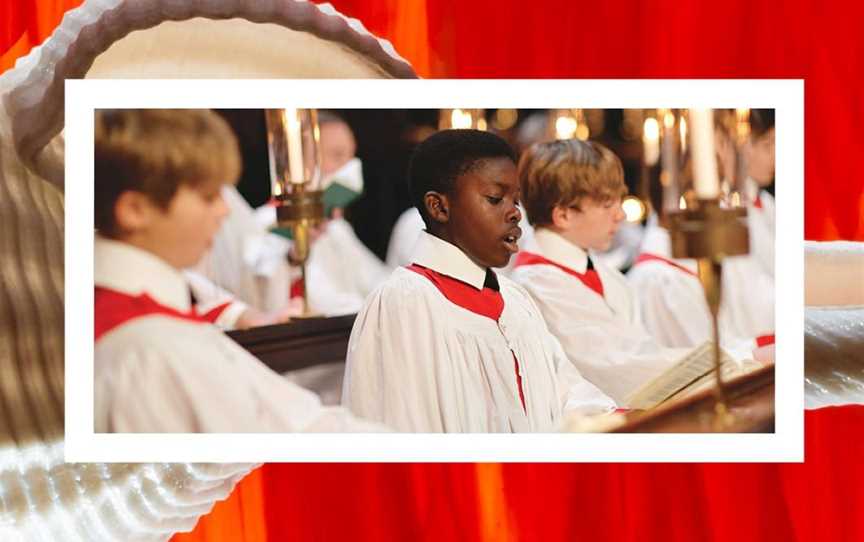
[94,109,379,432]
[511,139,697,405]
[342,130,614,432]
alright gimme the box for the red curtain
[4,1,863,541]
[182,406,864,542]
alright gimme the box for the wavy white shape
[804,240,864,307]
[805,305,864,408]
[0,0,413,538]
[3,0,416,189]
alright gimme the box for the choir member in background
[342,129,615,432]
[93,109,384,433]
[510,140,756,407]
[627,119,775,353]
[741,109,776,279]
[252,110,390,316]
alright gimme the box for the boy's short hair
[94,109,241,236]
[518,139,627,226]
[409,129,517,227]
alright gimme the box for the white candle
[642,117,660,166]
[688,108,720,199]
[284,109,305,184]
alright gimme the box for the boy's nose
[507,202,522,223]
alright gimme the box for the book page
[624,342,737,409]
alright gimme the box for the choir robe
[511,228,717,406]
[255,207,390,316]
[94,237,383,433]
[183,269,249,330]
[744,177,776,280]
[342,231,615,432]
[626,218,773,349]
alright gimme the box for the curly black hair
[409,129,517,227]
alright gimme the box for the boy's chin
[489,252,513,269]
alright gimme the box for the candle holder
[265,108,323,317]
[664,199,749,428]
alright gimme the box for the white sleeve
[519,276,688,406]
[97,329,386,433]
[546,331,617,415]
[341,279,449,432]
[184,270,248,330]
[629,265,715,348]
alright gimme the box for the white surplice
[94,237,383,433]
[511,228,703,406]
[626,218,772,350]
[256,205,390,316]
[342,231,615,432]
[183,269,248,330]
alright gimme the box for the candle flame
[679,195,687,209]
[451,109,474,129]
[576,123,590,141]
[663,111,675,129]
[622,196,646,223]
[555,115,578,140]
[643,117,660,141]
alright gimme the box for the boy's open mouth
[502,227,522,253]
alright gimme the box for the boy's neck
[116,234,184,271]
[539,225,590,253]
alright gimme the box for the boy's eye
[485,196,503,205]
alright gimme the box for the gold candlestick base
[665,199,750,426]
[276,188,324,318]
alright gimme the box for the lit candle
[284,109,305,184]
[642,117,660,166]
[555,114,578,139]
[688,108,720,199]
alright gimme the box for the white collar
[533,228,591,273]
[640,215,672,257]
[95,236,192,313]
[411,231,488,290]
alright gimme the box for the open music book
[624,341,762,410]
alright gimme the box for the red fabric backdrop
[3,1,863,541]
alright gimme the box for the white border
[65,79,804,463]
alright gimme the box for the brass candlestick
[265,108,323,317]
[275,186,324,316]
[665,199,749,427]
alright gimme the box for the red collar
[513,252,604,298]
[407,264,526,413]
[406,264,503,321]
[633,253,698,278]
[95,287,229,340]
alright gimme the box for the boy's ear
[424,191,450,224]
[114,191,156,234]
[550,204,571,229]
